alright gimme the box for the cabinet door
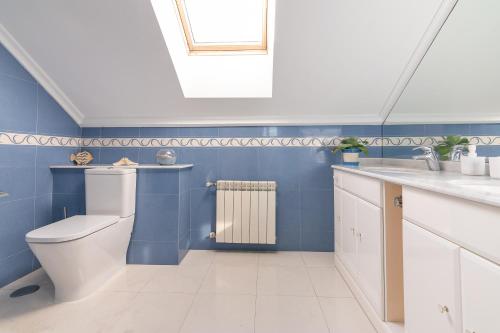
[340,190,357,275]
[334,186,343,255]
[356,199,384,318]
[461,249,500,333]
[403,221,462,333]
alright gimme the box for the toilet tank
[84,168,136,217]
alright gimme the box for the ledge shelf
[49,164,193,170]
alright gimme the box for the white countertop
[332,161,500,208]
[50,164,193,170]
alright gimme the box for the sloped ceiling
[0,0,444,127]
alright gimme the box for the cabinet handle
[356,232,362,241]
[350,227,355,235]
[465,330,476,333]
[438,304,449,314]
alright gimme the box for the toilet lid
[26,215,120,243]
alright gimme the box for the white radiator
[216,180,276,244]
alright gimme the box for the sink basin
[361,166,425,174]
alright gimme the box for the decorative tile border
[81,137,382,148]
[382,136,500,147]
[0,132,80,147]
[2,131,500,148]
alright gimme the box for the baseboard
[335,256,404,333]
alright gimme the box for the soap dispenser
[460,145,486,176]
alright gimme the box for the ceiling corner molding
[384,113,500,125]
[0,24,84,125]
[81,114,383,128]
[378,0,458,123]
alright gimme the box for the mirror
[383,0,500,159]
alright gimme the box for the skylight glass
[175,0,268,53]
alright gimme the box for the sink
[361,166,426,174]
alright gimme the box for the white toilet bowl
[26,168,137,302]
[26,215,134,302]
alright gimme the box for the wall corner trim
[0,23,84,125]
[378,0,458,123]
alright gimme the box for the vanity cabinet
[403,221,462,333]
[461,249,500,333]
[403,186,500,333]
[334,170,384,319]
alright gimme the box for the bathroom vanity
[332,160,500,333]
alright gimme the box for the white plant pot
[342,151,360,165]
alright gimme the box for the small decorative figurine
[156,149,177,165]
[70,151,94,165]
[113,157,138,166]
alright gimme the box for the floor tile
[199,264,258,295]
[180,293,256,333]
[1,269,52,291]
[0,289,136,333]
[180,250,216,266]
[255,295,329,333]
[142,264,210,293]
[257,265,314,296]
[308,266,353,297]
[103,265,158,292]
[319,297,377,333]
[0,284,55,327]
[213,251,259,266]
[258,251,304,267]
[110,292,194,333]
[301,252,335,267]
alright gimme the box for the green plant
[434,135,469,160]
[331,137,369,155]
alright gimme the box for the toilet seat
[26,215,120,243]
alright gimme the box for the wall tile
[298,148,335,190]
[301,229,333,252]
[136,170,179,194]
[301,189,333,231]
[0,44,34,82]
[133,194,179,242]
[178,127,219,137]
[178,148,217,189]
[99,147,140,164]
[0,198,34,259]
[0,74,37,133]
[35,194,53,228]
[101,127,140,138]
[81,127,102,138]
[0,250,34,287]
[140,127,179,138]
[217,148,259,181]
[36,85,80,137]
[258,148,301,191]
[127,241,179,265]
[52,193,85,221]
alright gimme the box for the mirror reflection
[383,0,500,160]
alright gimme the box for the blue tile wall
[0,43,81,287]
[382,123,500,158]
[83,125,382,254]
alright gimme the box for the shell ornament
[70,151,94,165]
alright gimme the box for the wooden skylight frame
[174,0,268,54]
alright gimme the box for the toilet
[26,168,137,302]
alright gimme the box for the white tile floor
[0,251,376,333]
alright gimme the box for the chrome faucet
[413,146,441,171]
[450,145,465,161]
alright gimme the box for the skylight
[151,0,275,97]
[175,0,268,53]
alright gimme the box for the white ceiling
[0,0,444,127]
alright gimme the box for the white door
[461,249,500,333]
[356,198,384,319]
[334,186,343,255]
[403,221,462,333]
[340,191,357,275]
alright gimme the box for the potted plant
[434,135,469,160]
[331,137,369,165]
